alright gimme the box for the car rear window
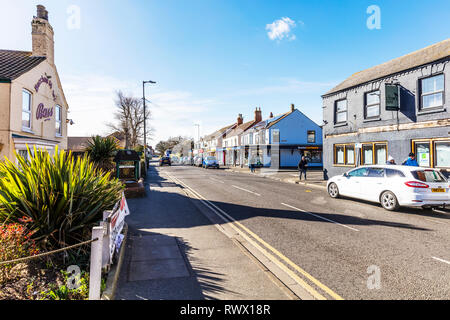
[386,169,406,178]
[411,170,447,183]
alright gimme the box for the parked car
[203,156,220,169]
[159,157,171,166]
[327,165,450,211]
[194,156,203,167]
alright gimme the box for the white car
[327,165,450,211]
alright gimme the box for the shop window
[335,99,347,124]
[22,90,32,130]
[415,142,431,167]
[419,74,444,110]
[335,145,345,164]
[304,150,322,163]
[55,105,62,136]
[374,144,387,165]
[346,146,355,165]
[307,131,316,143]
[362,145,374,165]
[365,90,381,119]
[334,144,355,166]
[413,139,450,169]
[361,142,387,165]
[435,141,450,168]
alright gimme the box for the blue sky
[1,0,449,145]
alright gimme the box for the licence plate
[432,188,446,193]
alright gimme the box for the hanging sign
[386,84,400,111]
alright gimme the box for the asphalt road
[157,164,450,300]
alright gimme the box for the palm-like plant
[84,136,118,172]
[0,146,123,251]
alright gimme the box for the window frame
[333,143,356,167]
[361,142,388,166]
[307,130,316,144]
[55,105,62,136]
[412,138,450,169]
[364,90,381,119]
[22,89,32,131]
[334,99,348,125]
[418,73,445,111]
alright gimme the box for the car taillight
[405,181,429,189]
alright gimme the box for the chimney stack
[32,5,55,65]
[237,114,244,126]
[254,107,262,123]
[291,104,295,112]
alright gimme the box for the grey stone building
[322,39,450,179]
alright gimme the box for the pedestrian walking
[298,156,308,181]
[249,156,256,173]
[402,153,419,167]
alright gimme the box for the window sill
[55,134,63,138]
[22,128,35,135]
[363,117,381,123]
[334,123,348,128]
[417,107,446,116]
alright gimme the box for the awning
[12,134,59,151]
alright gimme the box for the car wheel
[328,183,340,198]
[380,191,400,211]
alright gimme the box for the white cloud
[266,17,297,41]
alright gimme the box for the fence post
[89,226,104,300]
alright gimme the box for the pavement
[115,164,293,300]
[138,164,450,300]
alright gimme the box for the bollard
[89,226,104,300]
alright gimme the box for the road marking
[281,203,360,232]
[165,171,343,300]
[232,185,261,197]
[432,257,450,265]
[210,177,225,184]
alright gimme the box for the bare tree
[107,91,152,149]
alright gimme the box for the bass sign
[36,103,53,120]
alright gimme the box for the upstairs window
[335,99,347,124]
[55,105,62,136]
[22,89,32,130]
[420,74,444,110]
[307,131,316,143]
[365,90,380,118]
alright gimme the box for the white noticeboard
[108,193,130,263]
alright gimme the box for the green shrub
[0,146,123,251]
[85,135,118,172]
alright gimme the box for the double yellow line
[165,172,344,300]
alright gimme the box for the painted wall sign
[34,75,53,92]
[35,75,58,102]
[36,103,53,121]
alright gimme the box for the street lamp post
[143,80,156,169]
